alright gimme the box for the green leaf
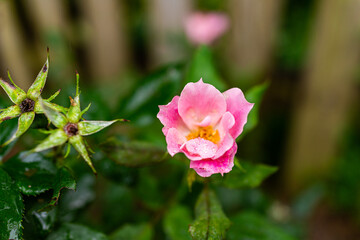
[121,64,183,121]
[0,77,26,104]
[0,168,24,240]
[0,104,21,123]
[69,135,96,174]
[189,189,231,240]
[2,111,35,146]
[27,57,49,100]
[110,223,153,240]
[47,167,76,207]
[40,99,68,128]
[46,223,108,240]
[2,151,57,195]
[0,117,18,162]
[78,119,121,136]
[33,129,68,153]
[227,211,296,240]
[100,139,168,167]
[163,205,192,240]
[185,45,226,91]
[241,81,269,138]
[222,161,277,189]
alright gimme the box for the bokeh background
[1,0,360,239]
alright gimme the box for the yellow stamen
[186,126,220,144]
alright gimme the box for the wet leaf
[185,45,226,91]
[27,57,49,100]
[110,223,153,240]
[227,211,296,240]
[46,223,108,240]
[2,151,57,195]
[223,161,277,189]
[100,138,168,167]
[189,189,231,240]
[47,167,76,207]
[0,168,24,240]
[163,205,192,240]
[0,77,26,104]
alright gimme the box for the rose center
[20,98,35,113]
[186,126,220,144]
[64,123,79,137]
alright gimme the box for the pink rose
[184,12,229,45]
[157,79,254,177]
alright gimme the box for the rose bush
[157,79,253,177]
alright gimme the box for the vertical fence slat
[147,0,192,68]
[0,1,32,89]
[81,0,128,82]
[227,0,283,82]
[284,0,360,194]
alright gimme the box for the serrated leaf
[241,81,269,138]
[163,205,192,240]
[2,111,35,146]
[0,168,24,240]
[46,223,108,240]
[2,151,57,195]
[0,77,26,104]
[223,161,277,189]
[100,139,168,167]
[27,58,49,99]
[47,167,76,207]
[185,45,226,91]
[227,211,296,240]
[78,120,120,136]
[33,129,68,153]
[189,189,231,240]
[110,223,153,240]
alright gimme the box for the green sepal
[34,100,67,115]
[45,89,61,102]
[69,135,96,174]
[27,57,49,100]
[80,102,91,116]
[33,129,68,153]
[67,95,82,123]
[78,119,120,136]
[0,105,21,123]
[39,99,68,128]
[2,111,35,147]
[67,73,82,123]
[0,77,26,105]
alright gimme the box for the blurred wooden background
[0,0,359,197]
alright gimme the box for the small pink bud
[184,12,230,45]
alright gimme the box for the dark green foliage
[185,45,227,91]
[46,223,108,240]
[227,211,296,240]
[163,205,193,240]
[110,223,153,240]
[0,168,24,240]
[189,189,231,240]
